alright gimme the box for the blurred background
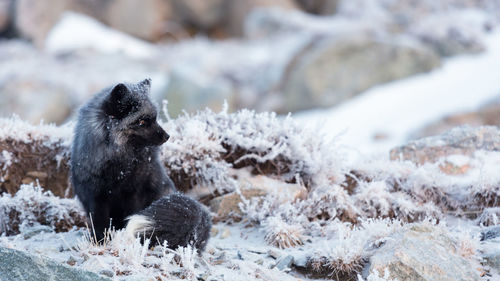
[0,0,500,153]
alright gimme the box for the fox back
[70,79,175,239]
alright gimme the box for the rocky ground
[0,110,499,281]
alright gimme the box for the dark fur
[70,79,175,240]
[135,193,212,251]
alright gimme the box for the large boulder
[408,10,490,56]
[226,0,299,36]
[0,246,110,281]
[0,38,166,125]
[14,0,109,46]
[163,66,235,117]
[280,32,440,112]
[366,225,480,281]
[0,78,73,124]
[106,0,173,42]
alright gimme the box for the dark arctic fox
[70,79,211,251]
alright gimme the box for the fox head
[102,79,169,148]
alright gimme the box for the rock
[14,0,109,47]
[170,0,226,30]
[481,226,500,241]
[46,12,159,60]
[209,189,267,222]
[0,0,11,33]
[98,269,115,278]
[208,170,306,222]
[280,33,440,112]
[408,10,489,57]
[273,254,294,271]
[294,0,337,15]
[226,0,299,36]
[0,78,73,124]
[390,126,500,164]
[106,0,172,42]
[163,66,234,117]
[0,38,165,125]
[366,225,480,281]
[0,246,110,281]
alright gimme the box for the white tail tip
[125,215,154,236]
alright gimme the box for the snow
[0,116,72,146]
[45,12,157,60]
[295,29,500,157]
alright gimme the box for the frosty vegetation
[0,107,498,280]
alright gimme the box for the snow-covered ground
[295,29,500,157]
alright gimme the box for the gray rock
[0,246,110,281]
[14,0,109,46]
[106,0,172,42]
[408,10,489,57]
[390,126,500,164]
[0,40,165,124]
[0,0,10,33]
[226,0,299,36]
[273,254,294,271]
[0,77,73,124]
[366,225,480,281]
[170,0,226,29]
[98,269,115,278]
[280,33,440,112]
[294,0,338,15]
[164,66,234,117]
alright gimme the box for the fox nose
[163,132,170,142]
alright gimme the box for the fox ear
[110,83,128,101]
[139,78,151,93]
[103,83,131,118]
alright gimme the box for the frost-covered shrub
[353,181,441,222]
[303,219,404,279]
[160,107,343,192]
[298,184,360,224]
[0,183,86,235]
[0,117,72,197]
[263,216,304,249]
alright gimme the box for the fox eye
[138,119,146,126]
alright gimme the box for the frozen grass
[0,183,86,235]
[160,106,344,192]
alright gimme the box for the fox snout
[155,125,169,145]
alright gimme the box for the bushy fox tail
[126,193,212,252]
